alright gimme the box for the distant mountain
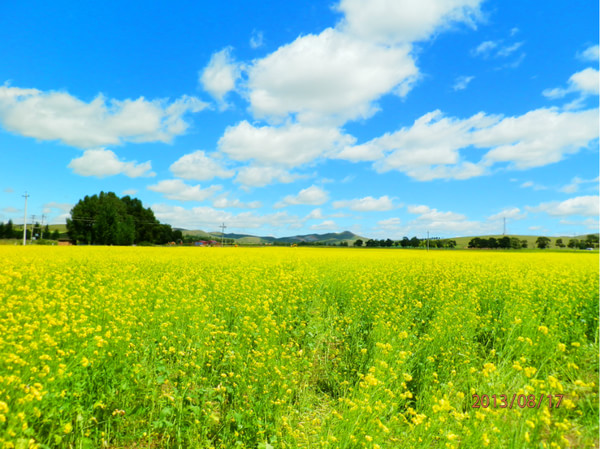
[178,229,365,244]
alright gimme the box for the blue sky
[0,0,598,238]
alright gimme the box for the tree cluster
[354,237,457,248]
[0,220,60,240]
[469,236,527,249]
[565,235,599,249]
[66,192,182,245]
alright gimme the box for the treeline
[67,192,182,245]
[468,236,528,249]
[468,235,599,249]
[356,237,457,248]
[0,220,61,240]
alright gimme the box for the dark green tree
[51,229,60,240]
[555,238,565,248]
[32,222,41,240]
[354,239,363,247]
[536,236,551,249]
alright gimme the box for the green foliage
[536,236,551,249]
[66,191,178,245]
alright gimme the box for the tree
[498,236,511,249]
[520,240,528,248]
[384,238,393,247]
[51,229,60,240]
[42,224,51,239]
[354,239,363,247]
[5,220,14,239]
[67,191,177,245]
[32,222,41,240]
[400,237,410,248]
[510,237,522,249]
[555,238,565,248]
[409,236,420,248]
[536,236,551,249]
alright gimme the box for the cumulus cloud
[219,120,354,167]
[246,28,418,124]
[234,166,301,188]
[479,107,599,169]
[310,220,337,231]
[487,207,526,221]
[339,106,598,180]
[333,195,395,211]
[275,185,329,208]
[577,44,599,62]
[305,208,325,220]
[543,68,600,99]
[527,195,599,217]
[147,179,221,202]
[0,85,207,148]
[199,48,240,104]
[170,150,235,181]
[336,0,482,44]
[68,149,155,178]
[151,203,299,231]
[212,196,261,209]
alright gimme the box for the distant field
[0,247,597,448]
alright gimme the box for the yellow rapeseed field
[0,246,597,448]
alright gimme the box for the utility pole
[22,192,29,246]
[220,222,226,247]
[41,214,46,239]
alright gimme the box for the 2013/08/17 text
[472,394,564,409]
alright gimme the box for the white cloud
[543,68,600,99]
[559,176,599,194]
[212,196,261,209]
[147,179,221,202]
[407,204,466,221]
[527,195,599,217]
[151,203,299,231]
[339,106,598,180]
[472,40,497,57]
[246,28,418,124]
[0,84,207,148]
[479,107,599,169]
[487,207,526,221]
[234,166,301,188]
[68,149,155,178]
[199,48,240,104]
[520,181,547,191]
[578,44,599,62]
[310,220,337,231]
[122,189,138,196]
[305,208,325,220]
[43,202,72,214]
[377,217,403,231]
[250,30,264,49]
[170,150,235,181]
[453,75,474,91]
[275,185,328,208]
[472,39,524,60]
[2,207,20,214]
[336,0,482,44]
[219,120,354,167]
[333,195,395,211]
